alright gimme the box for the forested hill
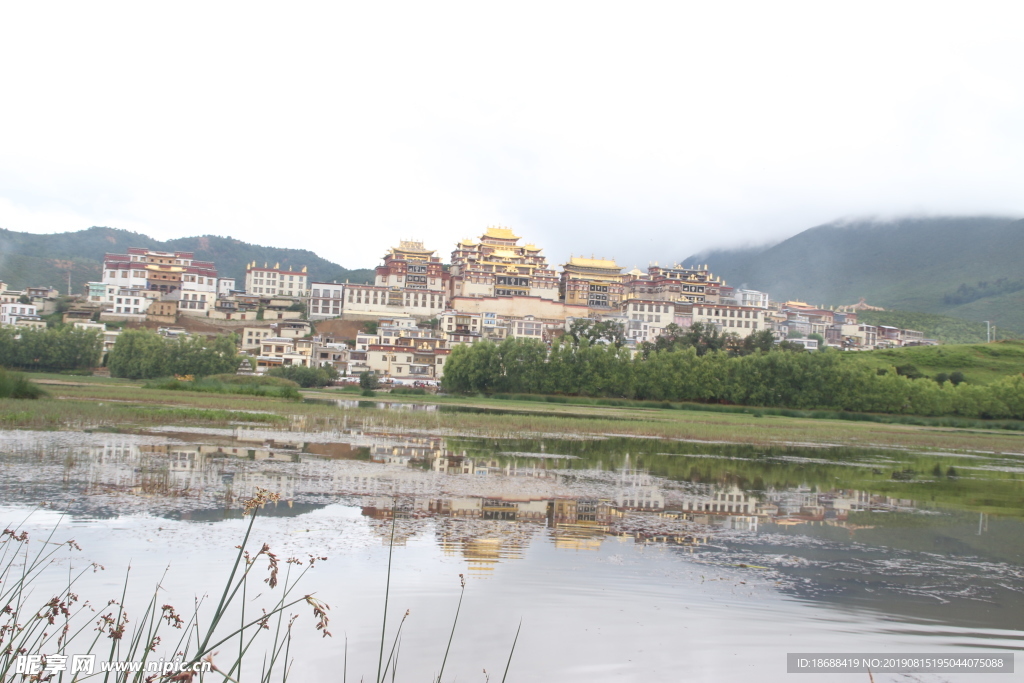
[0,227,375,293]
[687,216,1024,334]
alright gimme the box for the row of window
[699,307,758,319]
[630,303,670,313]
[710,319,759,329]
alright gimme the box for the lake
[1,410,1021,682]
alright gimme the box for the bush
[359,371,380,390]
[0,368,47,399]
[143,376,301,399]
[267,365,338,388]
[204,373,299,387]
[390,387,427,395]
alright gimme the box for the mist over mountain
[0,226,375,293]
[688,215,1024,333]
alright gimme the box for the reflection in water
[1,427,1023,636]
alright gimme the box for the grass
[143,375,302,399]
[11,378,1024,453]
[838,340,1024,385]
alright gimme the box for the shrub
[359,371,380,390]
[0,368,47,399]
[267,365,338,388]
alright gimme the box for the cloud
[0,1,1022,269]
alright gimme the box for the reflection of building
[435,518,536,574]
[615,469,665,510]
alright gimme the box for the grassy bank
[9,379,1022,453]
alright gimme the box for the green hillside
[855,310,1019,345]
[840,340,1024,386]
[688,216,1024,333]
[0,227,375,294]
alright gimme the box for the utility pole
[983,320,991,343]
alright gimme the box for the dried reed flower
[304,595,331,638]
[242,487,281,515]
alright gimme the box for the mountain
[688,216,1024,334]
[0,227,376,294]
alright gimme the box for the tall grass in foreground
[0,489,330,682]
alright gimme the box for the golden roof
[523,243,541,251]
[491,248,519,258]
[566,256,621,270]
[484,226,519,240]
[392,240,432,254]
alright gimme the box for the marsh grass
[0,489,330,682]
[144,377,302,400]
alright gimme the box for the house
[241,326,275,351]
[0,302,45,329]
[256,337,312,370]
[691,303,764,338]
[245,263,308,299]
[364,323,450,380]
[622,299,676,343]
[308,282,345,319]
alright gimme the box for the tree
[108,330,238,379]
[0,326,102,371]
[949,371,966,386]
[566,319,626,348]
[807,332,826,350]
[359,370,380,390]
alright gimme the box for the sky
[1,1,1022,270]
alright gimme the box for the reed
[0,490,330,682]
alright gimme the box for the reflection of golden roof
[566,256,621,270]
[484,226,519,240]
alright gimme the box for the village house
[244,263,308,299]
[255,337,311,371]
[691,303,764,338]
[0,302,46,329]
[364,322,450,380]
[308,281,345,319]
[239,326,274,350]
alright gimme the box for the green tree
[359,370,380,390]
[566,319,626,348]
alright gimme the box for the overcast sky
[1,2,1022,270]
